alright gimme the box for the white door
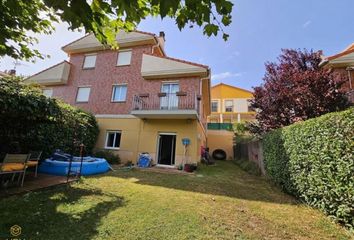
[161,83,179,109]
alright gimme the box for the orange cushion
[27,161,38,167]
[1,163,26,172]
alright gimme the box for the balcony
[207,123,233,131]
[131,93,199,119]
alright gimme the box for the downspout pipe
[152,35,166,56]
[346,66,353,90]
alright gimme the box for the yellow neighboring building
[208,83,255,124]
[207,83,255,160]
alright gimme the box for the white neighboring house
[0,71,10,78]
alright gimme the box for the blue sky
[1,0,354,91]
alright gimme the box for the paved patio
[0,172,75,198]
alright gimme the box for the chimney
[159,31,165,40]
[9,69,16,76]
[157,31,165,52]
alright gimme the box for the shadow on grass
[99,161,298,205]
[0,184,124,240]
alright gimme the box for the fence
[233,139,265,175]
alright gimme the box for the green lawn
[0,161,351,240]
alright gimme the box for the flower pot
[184,164,193,172]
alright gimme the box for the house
[0,71,10,78]
[320,42,354,102]
[208,83,255,127]
[207,83,255,160]
[25,31,211,167]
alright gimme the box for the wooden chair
[0,154,30,187]
[28,151,42,177]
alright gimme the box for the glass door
[157,134,176,165]
[160,83,179,109]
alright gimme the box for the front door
[157,134,176,166]
[160,83,179,110]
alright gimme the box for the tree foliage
[0,0,233,60]
[250,49,349,134]
[0,76,99,157]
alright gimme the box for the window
[248,100,255,112]
[225,100,233,112]
[112,85,127,102]
[43,89,53,98]
[117,50,132,66]
[105,131,121,149]
[83,54,96,69]
[76,87,91,102]
[235,99,249,113]
[211,101,218,112]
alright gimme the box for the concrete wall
[207,130,234,160]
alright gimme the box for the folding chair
[0,154,30,187]
[28,151,42,177]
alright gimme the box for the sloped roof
[321,42,354,67]
[211,83,253,94]
[141,53,208,79]
[0,71,9,78]
[62,31,156,54]
[25,61,71,86]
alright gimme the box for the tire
[212,149,227,160]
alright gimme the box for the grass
[0,161,352,240]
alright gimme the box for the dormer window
[83,54,97,69]
[117,50,132,66]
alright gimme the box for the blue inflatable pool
[38,157,110,176]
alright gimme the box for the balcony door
[157,133,176,166]
[161,83,179,110]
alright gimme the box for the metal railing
[207,123,233,131]
[132,93,198,111]
[347,90,354,103]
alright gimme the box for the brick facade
[50,44,202,116]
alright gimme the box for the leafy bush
[93,150,120,164]
[262,129,295,193]
[263,107,354,227]
[233,159,261,176]
[0,76,99,158]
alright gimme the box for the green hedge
[0,76,99,158]
[263,107,354,227]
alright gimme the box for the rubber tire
[212,149,227,160]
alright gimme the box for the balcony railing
[207,123,233,131]
[132,93,198,111]
[347,90,354,103]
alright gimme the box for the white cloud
[211,71,243,81]
[302,20,312,28]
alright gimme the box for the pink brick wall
[51,44,202,115]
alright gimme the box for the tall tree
[250,49,348,134]
[0,0,233,60]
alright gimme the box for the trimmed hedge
[93,150,120,164]
[0,76,99,158]
[263,107,354,227]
